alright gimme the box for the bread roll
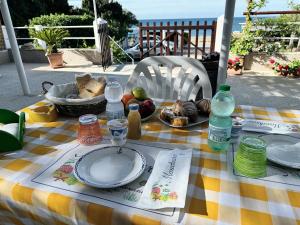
[76,74,106,99]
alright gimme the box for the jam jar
[77,114,102,145]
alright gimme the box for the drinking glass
[77,114,102,145]
[107,118,128,153]
[234,136,267,178]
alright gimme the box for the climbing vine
[230,0,267,56]
[245,0,267,23]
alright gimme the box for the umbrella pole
[217,0,236,88]
[0,0,31,95]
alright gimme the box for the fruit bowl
[141,106,156,122]
[122,87,156,122]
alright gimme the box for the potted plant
[227,57,243,75]
[289,60,300,77]
[230,29,255,70]
[269,58,300,77]
[31,28,69,68]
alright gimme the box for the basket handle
[42,81,54,94]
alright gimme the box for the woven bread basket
[42,81,107,117]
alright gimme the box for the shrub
[29,13,94,48]
[110,40,129,63]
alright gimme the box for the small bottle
[127,103,141,140]
[104,81,124,121]
[208,84,235,151]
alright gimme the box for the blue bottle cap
[129,103,139,110]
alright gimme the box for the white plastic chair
[125,56,212,101]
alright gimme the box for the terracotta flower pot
[243,54,253,70]
[47,52,64,69]
[228,68,243,76]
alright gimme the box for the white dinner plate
[261,134,300,169]
[74,146,146,188]
[158,115,209,128]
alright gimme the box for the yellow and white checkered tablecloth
[0,100,299,225]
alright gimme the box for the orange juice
[127,104,141,139]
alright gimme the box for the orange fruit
[121,94,135,105]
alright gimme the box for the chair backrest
[125,56,212,101]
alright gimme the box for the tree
[7,0,71,26]
[82,0,138,41]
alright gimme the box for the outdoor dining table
[0,99,299,225]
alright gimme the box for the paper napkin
[137,149,193,209]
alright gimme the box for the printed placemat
[24,140,195,223]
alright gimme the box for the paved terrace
[0,63,300,111]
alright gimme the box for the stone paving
[0,63,300,111]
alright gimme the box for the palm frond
[31,28,69,54]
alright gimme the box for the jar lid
[79,114,98,125]
[219,84,230,91]
[129,103,139,110]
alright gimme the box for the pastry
[173,100,198,122]
[195,99,211,116]
[171,116,188,127]
[160,107,175,123]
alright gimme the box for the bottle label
[107,110,124,121]
[208,125,231,143]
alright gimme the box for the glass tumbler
[234,136,267,178]
[77,114,102,145]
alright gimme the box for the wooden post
[146,22,150,57]
[203,20,207,54]
[174,21,177,55]
[167,21,170,55]
[153,22,157,55]
[188,21,192,57]
[288,33,296,50]
[195,21,199,59]
[139,22,143,60]
[210,20,217,53]
[160,22,163,56]
[181,21,184,56]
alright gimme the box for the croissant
[195,99,211,116]
[173,100,198,122]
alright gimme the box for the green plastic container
[0,109,25,152]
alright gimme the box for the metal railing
[6,25,134,64]
[238,22,300,50]
[13,25,95,42]
[108,35,134,65]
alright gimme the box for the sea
[137,17,246,35]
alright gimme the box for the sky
[68,0,296,19]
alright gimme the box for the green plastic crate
[0,109,25,152]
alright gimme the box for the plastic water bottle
[104,81,124,121]
[208,84,235,151]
